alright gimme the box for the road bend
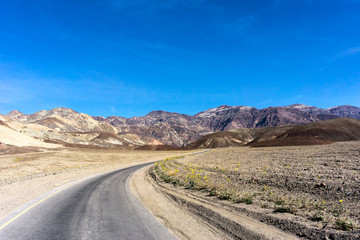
[0,162,176,240]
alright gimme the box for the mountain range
[1,104,360,148]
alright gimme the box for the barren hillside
[188,118,360,148]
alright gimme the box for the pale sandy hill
[0,115,52,132]
[0,124,59,148]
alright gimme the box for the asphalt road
[0,163,177,240]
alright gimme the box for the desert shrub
[188,179,196,189]
[217,189,233,200]
[274,206,296,214]
[335,219,354,231]
[209,187,217,196]
[233,194,254,205]
[309,211,325,222]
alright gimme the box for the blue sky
[0,0,359,117]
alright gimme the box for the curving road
[0,163,177,240]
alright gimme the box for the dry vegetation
[155,142,360,231]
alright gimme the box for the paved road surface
[0,163,177,240]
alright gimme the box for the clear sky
[0,0,359,117]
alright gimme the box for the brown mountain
[251,118,360,147]
[95,104,359,146]
[188,118,360,148]
[194,104,342,131]
[328,105,360,119]
[5,104,360,147]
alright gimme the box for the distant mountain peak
[286,103,309,107]
[49,107,78,113]
[6,110,28,122]
[146,110,170,115]
[145,110,187,118]
[217,104,232,109]
[7,110,26,116]
[195,105,254,118]
[328,105,356,110]
[285,103,316,109]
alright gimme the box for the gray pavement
[0,163,176,240]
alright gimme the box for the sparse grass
[13,155,40,162]
[232,195,254,205]
[154,142,360,230]
[335,219,354,231]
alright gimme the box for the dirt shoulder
[130,165,230,240]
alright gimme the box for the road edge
[130,164,230,240]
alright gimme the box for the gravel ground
[156,142,360,231]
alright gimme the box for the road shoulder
[130,165,228,240]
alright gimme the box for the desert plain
[1,141,359,239]
[155,142,360,232]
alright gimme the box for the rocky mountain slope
[94,104,359,146]
[251,118,360,147]
[188,118,360,148]
[4,104,360,148]
[8,108,118,133]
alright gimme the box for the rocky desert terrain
[154,142,360,238]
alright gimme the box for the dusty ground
[0,147,194,219]
[2,142,359,238]
[156,142,360,232]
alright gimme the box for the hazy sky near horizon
[0,0,359,117]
